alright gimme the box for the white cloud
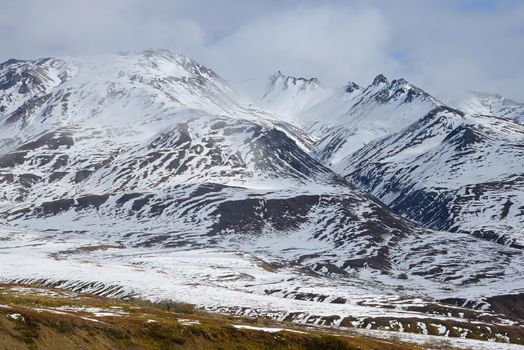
[376,0,524,102]
[202,5,398,88]
[0,0,205,59]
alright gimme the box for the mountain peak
[470,91,524,108]
[372,74,389,86]
[344,81,361,93]
[458,91,524,123]
[390,78,409,86]
[271,70,285,79]
[256,71,333,116]
[0,50,237,131]
[119,48,180,59]
[269,71,321,89]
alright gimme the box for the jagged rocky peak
[368,75,442,105]
[391,78,439,102]
[368,74,431,99]
[390,78,408,86]
[344,81,361,93]
[371,73,389,86]
[301,73,445,166]
[256,71,333,116]
[269,70,321,90]
[388,77,427,93]
[370,75,410,91]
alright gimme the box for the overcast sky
[1,0,523,102]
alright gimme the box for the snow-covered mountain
[276,74,442,166]
[309,75,444,166]
[0,49,245,149]
[340,105,524,247]
[254,73,443,166]
[255,72,524,249]
[255,71,333,119]
[1,50,524,346]
[458,91,524,123]
[0,49,427,276]
[254,69,524,252]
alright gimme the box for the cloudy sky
[1,0,523,102]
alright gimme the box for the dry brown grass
[0,283,427,350]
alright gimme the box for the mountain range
[1,49,523,347]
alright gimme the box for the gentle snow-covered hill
[340,105,524,247]
[458,92,524,123]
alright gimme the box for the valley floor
[0,228,523,349]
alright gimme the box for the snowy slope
[1,228,524,348]
[0,49,241,136]
[297,75,442,165]
[341,106,524,247]
[458,92,524,123]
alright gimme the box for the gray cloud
[0,0,206,57]
[0,0,523,102]
[374,0,524,102]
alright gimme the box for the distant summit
[371,73,388,86]
[256,71,333,118]
[458,91,524,123]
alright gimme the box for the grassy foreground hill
[0,283,490,350]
